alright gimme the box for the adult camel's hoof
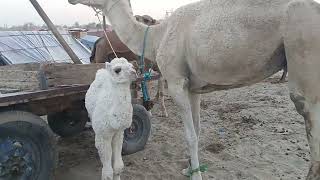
[154,94,160,101]
[181,168,202,180]
[307,162,320,180]
[159,111,169,118]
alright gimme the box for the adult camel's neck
[103,1,165,61]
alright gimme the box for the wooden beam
[0,85,89,107]
[0,63,40,71]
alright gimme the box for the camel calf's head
[106,58,137,84]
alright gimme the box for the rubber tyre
[0,111,56,180]
[47,109,89,137]
[122,104,151,155]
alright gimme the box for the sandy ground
[54,72,310,180]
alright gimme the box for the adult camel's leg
[157,76,168,117]
[130,82,139,99]
[189,93,201,138]
[166,78,202,180]
[95,134,113,180]
[112,131,124,180]
[89,37,101,63]
[156,31,201,179]
[155,79,160,101]
[181,93,201,176]
[278,64,288,83]
[96,37,110,63]
[149,42,168,117]
[285,1,320,179]
[290,94,320,179]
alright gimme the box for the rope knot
[143,71,152,81]
[186,164,208,179]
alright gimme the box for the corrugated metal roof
[0,31,91,65]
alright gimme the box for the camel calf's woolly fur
[85,58,137,180]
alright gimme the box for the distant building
[68,28,88,39]
[87,25,113,37]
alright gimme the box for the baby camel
[85,58,137,180]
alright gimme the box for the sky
[0,0,199,27]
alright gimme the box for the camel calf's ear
[130,61,139,71]
[105,62,112,71]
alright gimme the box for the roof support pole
[29,0,82,64]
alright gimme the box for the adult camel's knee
[185,132,198,148]
[291,93,320,179]
[307,162,320,180]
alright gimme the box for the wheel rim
[0,137,39,180]
[124,115,143,142]
[64,112,79,127]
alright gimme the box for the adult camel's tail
[278,46,288,83]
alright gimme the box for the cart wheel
[122,104,151,155]
[0,111,56,180]
[47,109,89,137]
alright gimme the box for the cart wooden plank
[0,63,41,71]
[41,63,161,87]
[0,70,42,91]
[41,63,105,87]
[0,85,89,107]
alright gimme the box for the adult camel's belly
[188,49,285,94]
[185,2,286,94]
[188,43,286,93]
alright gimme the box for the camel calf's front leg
[112,131,125,180]
[96,135,113,180]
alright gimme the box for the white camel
[85,58,137,180]
[70,0,320,179]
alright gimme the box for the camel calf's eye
[114,68,122,74]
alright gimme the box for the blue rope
[139,26,151,102]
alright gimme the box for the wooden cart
[0,63,158,180]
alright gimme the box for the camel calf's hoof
[181,167,189,176]
[113,175,121,180]
[307,162,320,180]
